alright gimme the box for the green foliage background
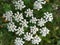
[0,0,60,45]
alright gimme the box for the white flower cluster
[3,0,54,45]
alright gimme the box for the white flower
[40,27,50,37]
[44,12,53,22]
[13,12,24,22]
[7,22,17,32]
[37,18,46,27]
[25,8,33,17]
[16,27,24,36]
[20,19,28,27]
[34,0,46,10]
[13,0,26,10]
[34,1,42,11]
[24,32,33,41]
[14,37,25,45]
[32,35,41,44]
[3,11,13,21]
[30,17,37,24]
[30,25,39,34]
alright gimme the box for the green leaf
[57,40,60,45]
[3,3,11,11]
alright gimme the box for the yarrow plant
[3,0,53,45]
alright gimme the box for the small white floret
[30,17,37,24]
[30,25,39,34]
[24,32,33,41]
[44,12,53,22]
[32,35,41,44]
[37,18,46,27]
[13,12,24,22]
[25,8,33,17]
[14,37,25,45]
[16,27,24,36]
[34,0,46,10]
[3,11,13,21]
[20,19,28,27]
[13,0,26,10]
[40,27,50,36]
[7,22,17,32]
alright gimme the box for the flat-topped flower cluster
[3,0,53,45]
